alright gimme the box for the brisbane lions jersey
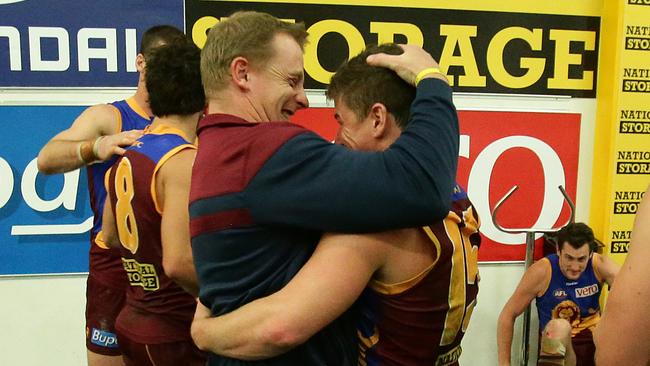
[89,98,152,288]
[106,125,196,343]
[536,254,602,336]
[357,185,481,366]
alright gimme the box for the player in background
[102,39,206,366]
[37,25,186,366]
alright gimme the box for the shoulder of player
[591,252,602,262]
[591,252,613,269]
[523,257,553,292]
[530,257,552,275]
[160,147,196,172]
[77,103,121,134]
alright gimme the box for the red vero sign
[292,108,581,261]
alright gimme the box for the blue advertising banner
[0,0,183,87]
[0,106,93,275]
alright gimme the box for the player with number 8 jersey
[105,126,197,346]
[101,39,206,366]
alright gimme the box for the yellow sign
[185,1,601,96]
[591,0,650,264]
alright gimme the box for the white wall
[0,274,88,366]
[460,263,540,366]
[0,264,541,366]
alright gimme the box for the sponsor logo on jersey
[90,328,119,348]
[552,300,581,326]
[435,345,462,366]
[122,258,160,291]
[565,281,578,286]
[575,284,599,298]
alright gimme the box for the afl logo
[553,289,567,299]
[552,300,581,327]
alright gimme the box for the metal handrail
[491,185,575,366]
[492,185,575,234]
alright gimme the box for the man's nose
[296,87,309,109]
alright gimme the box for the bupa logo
[90,328,119,348]
[553,289,567,299]
[575,284,599,298]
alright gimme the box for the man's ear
[369,102,389,138]
[136,53,146,73]
[231,56,250,90]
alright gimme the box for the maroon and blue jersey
[88,98,152,288]
[357,185,480,366]
[536,254,603,336]
[190,78,459,365]
[106,125,196,344]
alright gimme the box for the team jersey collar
[125,97,153,121]
[144,124,194,145]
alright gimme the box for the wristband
[76,142,85,164]
[415,67,442,86]
[92,136,104,161]
[78,137,99,165]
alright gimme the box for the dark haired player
[498,223,619,366]
[37,25,186,365]
[102,39,206,366]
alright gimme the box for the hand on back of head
[365,44,445,86]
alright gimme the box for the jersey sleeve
[246,78,459,233]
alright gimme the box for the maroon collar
[198,113,299,133]
[200,113,251,127]
[197,113,257,134]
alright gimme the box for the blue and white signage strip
[0,105,97,275]
[0,0,183,87]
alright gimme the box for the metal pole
[491,185,575,366]
[521,231,536,366]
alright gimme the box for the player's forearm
[169,267,199,297]
[192,300,300,360]
[163,257,199,297]
[37,139,97,174]
[192,320,292,360]
[496,313,515,366]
